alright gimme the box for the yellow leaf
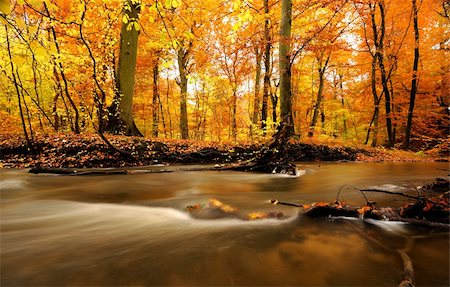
[15,18,26,29]
[171,0,180,8]
[0,0,11,15]
[133,21,140,31]
[247,212,268,220]
[122,14,129,24]
[172,39,178,49]
[208,198,236,213]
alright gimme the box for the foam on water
[0,179,26,191]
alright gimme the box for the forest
[0,0,448,161]
[1,2,450,286]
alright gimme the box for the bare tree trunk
[279,0,294,136]
[404,0,420,149]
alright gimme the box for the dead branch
[360,189,449,207]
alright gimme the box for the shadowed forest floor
[0,133,448,168]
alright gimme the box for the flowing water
[1,162,449,286]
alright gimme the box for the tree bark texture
[279,0,294,136]
[108,0,142,136]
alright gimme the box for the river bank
[0,133,447,168]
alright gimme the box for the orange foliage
[0,0,447,150]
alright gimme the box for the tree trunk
[376,2,394,147]
[177,48,190,139]
[270,91,278,124]
[152,59,159,137]
[338,74,348,138]
[252,47,262,128]
[231,88,238,141]
[279,0,294,136]
[404,0,420,150]
[365,53,380,146]
[107,0,142,136]
[261,0,272,132]
[5,25,32,149]
[44,3,80,134]
[308,55,330,137]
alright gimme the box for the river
[1,162,449,286]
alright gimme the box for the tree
[107,0,143,136]
[404,0,420,149]
[177,44,191,139]
[308,53,330,137]
[152,57,160,137]
[279,0,294,136]
[375,1,394,147]
[261,0,273,133]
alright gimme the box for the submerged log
[29,166,172,175]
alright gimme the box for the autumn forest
[0,0,449,151]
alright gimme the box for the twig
[336,184,348,202]
[360,189,423,200]
[360,189,449,208]
[270,199,303,208]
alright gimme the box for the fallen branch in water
[360,189,423,201]
[360,189,449,208]
[268,196,449,229]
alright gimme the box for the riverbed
[1,162,448,286]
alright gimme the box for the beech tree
[107,0,143,136]
[279,0,294,136]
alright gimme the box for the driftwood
[29,166,173,175]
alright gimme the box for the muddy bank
[0,133,444,168]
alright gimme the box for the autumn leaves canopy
[0,0,448,150]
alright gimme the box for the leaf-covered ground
[0,133,447,168]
